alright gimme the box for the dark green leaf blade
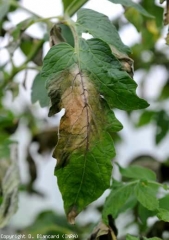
[31,73,49,107]
[79,38,149,110]
[108,0,154,18]
[77,8,130,54]
[118,164,156,181]
[134,181,159,211]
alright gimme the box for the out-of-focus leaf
[125,7,143,32]
[157,208,169,222]
[31,73,49,107]
[136,111,156,127]
[62,0,88,17]
[32,128,58,154]
[11,17,37,40]
[166,32,169,45]
[162,0,169,25]
[0,144,19,228]
[89,220,117,240]
[138,203,155,225]
[142,0,163,27]
[145,237,160,240]
[155,110,169,145]
[20,33,43,66]
[0,110,18,134]
[102,182,134,221]
[23,210,81,239]
[134,181,159,211]
[159,195,169,211]
[0,1,9,21]
[126,234,139,240]
[108,0,154,18]
[117,164,156,181]
[6,82,19,100]
[159,80,169,100]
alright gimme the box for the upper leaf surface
[79,38,148,110]
[108,0,154,18]
[41,41,123,223]
[77,8,130,54]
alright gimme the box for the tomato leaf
[41,9,149,223]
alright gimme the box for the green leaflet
[41,9,149,223]
[77,8,134,78]
[157,208,169,222]
[79,39,148,110]
[77,8,130,54]
[117,164,156,181]
[102,182,134,222]
[134,181,159,211]
[108,0,154,18]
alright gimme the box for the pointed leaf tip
[67,207,77,224]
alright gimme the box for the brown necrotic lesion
[51,66,102,167]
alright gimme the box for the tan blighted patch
[52,67,100,166]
